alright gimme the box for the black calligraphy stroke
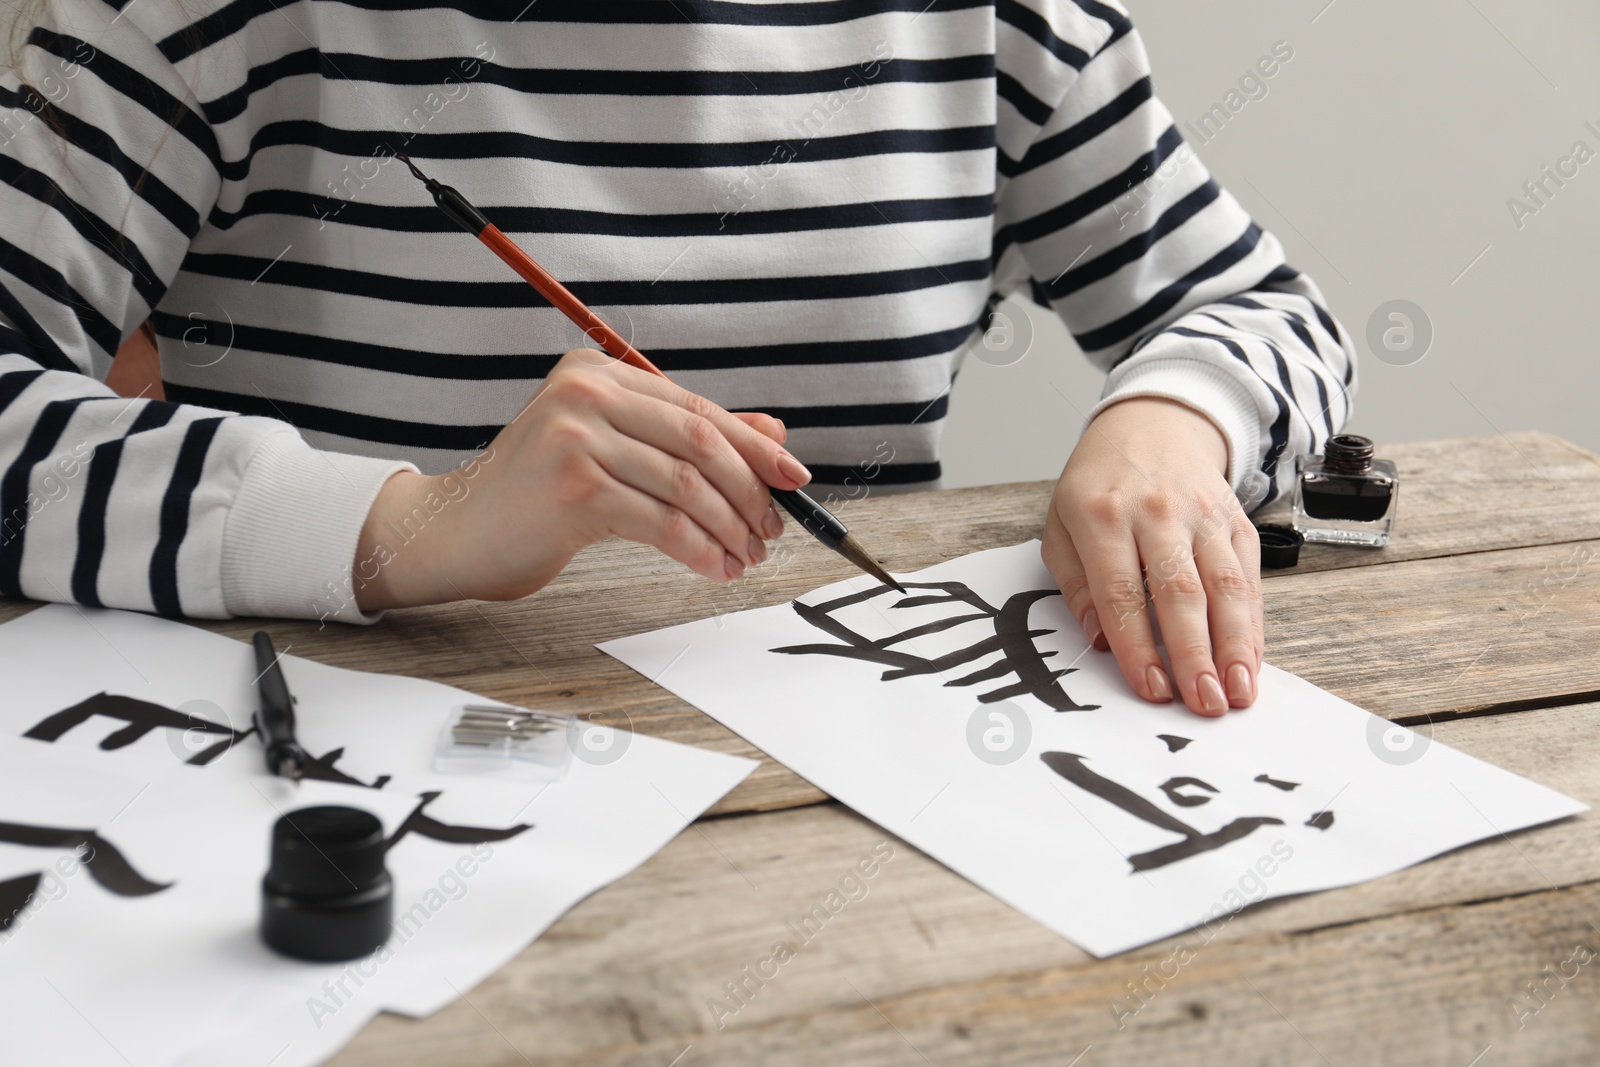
[0,872,41,931]
[1042,752,1285,872]
[0,795,532,930]
[1255,773,1300,792]
[772,581,1099,712]
[1158,735,1192,752]
[384,792,533,852]
[26,693,252,766]
[296,748,391,790]
[0,821,170,897]
[1159,777,1219,807]
[23,692,389,788]
[5,709,531,929]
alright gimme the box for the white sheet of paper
[0,605,756,1067]
[601,541,1587,957]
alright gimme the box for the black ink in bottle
[1292,434,1397,547]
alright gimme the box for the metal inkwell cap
[260,806,393,962]
[1254,523,1304,570]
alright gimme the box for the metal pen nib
[276,755,304,784]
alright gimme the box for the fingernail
[1146,665,1173,702]
[747,533,766,566]
[1198,674,1228,714]
[1227,663,1254,705]
[763,506,783,539]
[724,553,744,580]
[774,417,787,440]
[777,452,811,487]
[1082,608,1102,646]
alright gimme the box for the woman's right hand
[352,348,809,611]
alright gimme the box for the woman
[0,0,1354,717]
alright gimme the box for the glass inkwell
[1291,434,1397,547]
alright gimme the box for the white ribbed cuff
[1085,357,1263,501]
[220,432,417,624]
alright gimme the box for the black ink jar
[1291,434,1398,547]
[260,806,393,962]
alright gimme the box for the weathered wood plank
[1266,537,1600,720]
[326,702,1599,1066]
[627,883,1600,1067]
[1,432,1596,816]
[1251,429,1600,572]
[209,535,1600,815]
[8,431,1590,627]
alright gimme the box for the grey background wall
[941,0,1600,488]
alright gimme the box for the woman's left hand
[1042,396,1263,717]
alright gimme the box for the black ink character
[0,821,171,930]
[23,693,389,788]
[1043,751,1285,871]
[1042,736,1336,871]
[295,748,391,790]
[384,792,533,852]
[1159,777,1219,807]
[26,692,253,766]
[771,581,1099,712]
[1,874,39,931]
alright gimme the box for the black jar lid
[1254,523,1304,569]
[264,806,387,897]
[261,806,393,962]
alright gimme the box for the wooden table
[9,431,1599,1065]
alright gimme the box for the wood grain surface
[2,430,1595,1065]
[326,702,1600,1067]
[1,431,1597,816]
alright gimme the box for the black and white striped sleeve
[993,0,1357,508]
[0,3,410,620]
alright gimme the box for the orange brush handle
[477,225,667,380]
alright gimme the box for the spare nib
[834,533,904,593]
[277,755,303,783]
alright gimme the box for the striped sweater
[0,0,1356,623]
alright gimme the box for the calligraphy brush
[394,154,903,593]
